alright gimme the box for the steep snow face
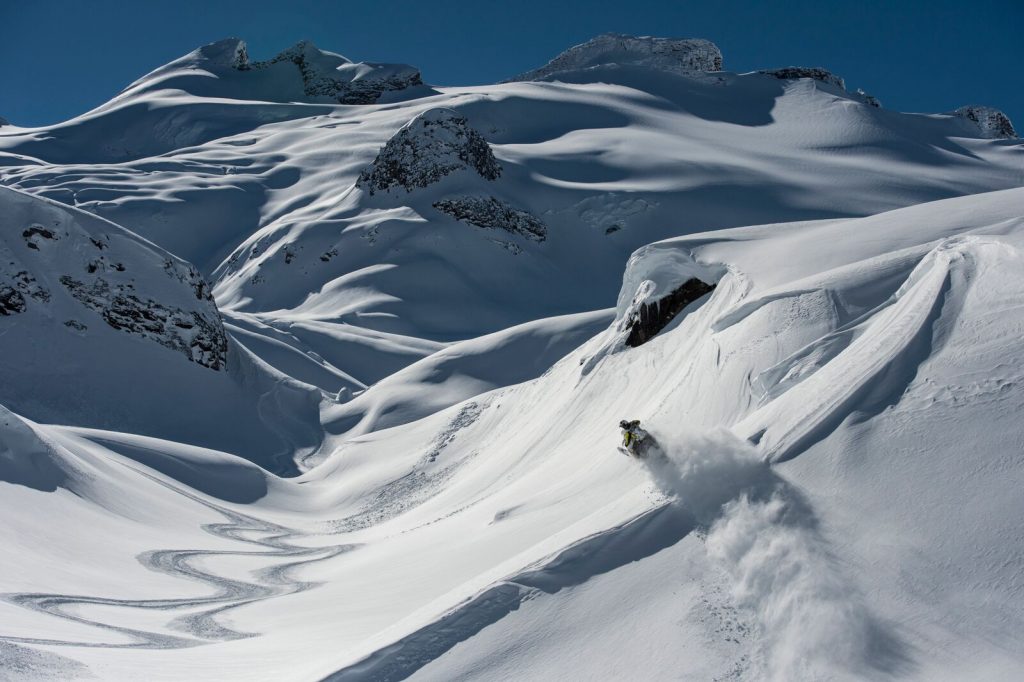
[0,187,323,474]
[509,33,723,81]
[357,108,501,194]
[953,105,1018,139]
[0,186,226,370]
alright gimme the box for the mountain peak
[128,38,424,106]
[509,33,723,82]
[953,105,1018,139]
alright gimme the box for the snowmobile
[618,419,651,459]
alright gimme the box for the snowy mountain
[1,34,1023,681]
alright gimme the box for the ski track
[323,503,694,681]
[0,464,358,651]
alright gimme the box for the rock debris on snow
[433,196,547,242]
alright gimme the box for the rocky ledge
[232,39,422,105]
[433,196,547,242]
[358,109,501,195]
[624,278,716,347]
[953,106,1018,139]
[509,33,723,82]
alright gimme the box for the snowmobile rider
[619,419,648,457]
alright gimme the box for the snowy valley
[1,33,1023,681]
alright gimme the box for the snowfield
[1,34,1023,681]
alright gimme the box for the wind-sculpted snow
[1,32,1024,682]
[126,38,425,107]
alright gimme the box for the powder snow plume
[643,429,909,680]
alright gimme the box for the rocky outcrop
[0,286,26,315]
[509,34,722,81]
[358,109,501,195]
[761,67,846,90]
[1,186,228,371]
[433,196,547,242]
[624,278,716,347]
[953,106,1018,139]
[59,275,227,370]
[235,39,422,105]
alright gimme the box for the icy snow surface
[1,34,1024,681]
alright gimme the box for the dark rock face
[954,106,1018,139]
[358,109,501,195]
[22,225,59,250]
[0,269,50,314]
[0,286,26,315]
[509,33,723,81]
[760,67,846,90]
[237,40,423,105]
[433,196,547,242]
[855,88,882,108]
[59,275,227,370]
[625,278,716,347]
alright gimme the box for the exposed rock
[433,196,546,242]
[953,106,1018,139]
[0,286,26,315]
[59,275,227,370]
[1,269,50,314]
[22,225,60,250]
[760,67,846,90]
[509,33,722,81]
[237,40,422,105]
[359,109,501,195]
[855,88,882,108]
[624,278,716,347]
[63,319,87,331]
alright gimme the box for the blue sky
[2,0,1021,127]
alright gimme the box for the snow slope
[0,186,323,475]
[1,34,1024,681]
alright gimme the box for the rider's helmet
[619,420,630,429]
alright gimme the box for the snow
[508,33,723,82]
[1,33,1024,681]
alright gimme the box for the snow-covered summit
[122,37,425,105]
[509,33,723,81]
[953,105,1018,139]
[760,66,846,90]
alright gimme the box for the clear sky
[2,0,1021,127]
